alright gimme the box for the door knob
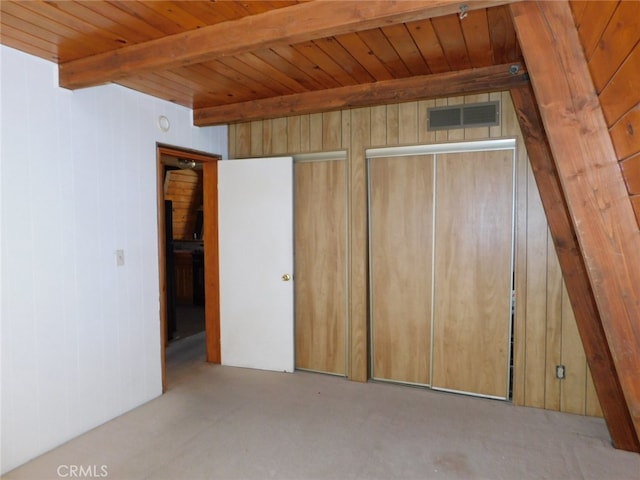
[282,273,291,281]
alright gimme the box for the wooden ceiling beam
[194,62,528,126]
[510,1,640,451]
[510,85,640,452]
[59,0,518,90]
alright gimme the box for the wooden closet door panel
[294,160,347,375]
[432,150,513,398]
[370,155,434,385]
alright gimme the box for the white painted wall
[0,45,228,474]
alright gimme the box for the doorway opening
[156,144,221,391]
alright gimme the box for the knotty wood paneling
[228,92,603,417]
[571,0,640,229]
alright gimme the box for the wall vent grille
[428,101,500,131]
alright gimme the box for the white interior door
[218,156,294,372]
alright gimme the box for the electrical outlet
[116,249,125,266]
[555,365,565,379]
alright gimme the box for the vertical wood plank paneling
[524,160,548,408]
[386,104,399,145]
[309,113,323,152]
[322,111,342,150]
[341,109,351,156]
[418,99,436,144]
[235,122,251,158]
[287,116,302,153]
[262,119,274,156]
[272,117,288,154]
[398,102,418,144]
[545,230,562,411]
[586,366,604,417]
[225,93,604,416]
[227,124,237,158]
[370,105,387,147]
[300,114,311,153]
[250,120,263,157]
[560,283,587,415]
[349,107,370,382]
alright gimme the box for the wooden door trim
[156,144,221,392]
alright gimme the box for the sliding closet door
[432,150,514,398]
[294,158,347,375]
[369,155,434,385]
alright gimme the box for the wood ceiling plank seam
[18,1,143,60]
[334,32,395,82]
[572,0,619,62]
[356,28,412,78]
[598,45,640,127]
[145,1,209,31]
[194,60,284,104]
[379,23,431,76]
[1,2,98,49]
[168,1,246,25]
[163,67,244,107]
[312,37,376,84]
[108,1,187,35]
[290,41,352,88]
[212,57,300,102]
[620,153,640,195]
[47,1,155,46]
[148,70,214,105]
[234,51,310,94]
[405,19,450,74]
[587,1,640,94]
[609,105,640,163]
[255,47,329,91]
[83,1,168,41]
[203,1,254,20]
[117,74,193,107]
[0,10,77,55]
[431,14,472,71]
[0,28,58,62]
[459,8,495,68]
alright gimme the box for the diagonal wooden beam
[59,0,517,90]
[194,62,528,126]
[510,85,640,452]
[510,1,640,451]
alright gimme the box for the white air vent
[428,101,499,131]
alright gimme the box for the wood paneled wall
[164,169,203,240]
[570,0,640,227]
[228,92,603,417]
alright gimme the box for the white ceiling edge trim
[366,138,516,159]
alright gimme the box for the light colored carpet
[6,333,640,480]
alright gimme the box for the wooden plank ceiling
[0,0,525,125]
